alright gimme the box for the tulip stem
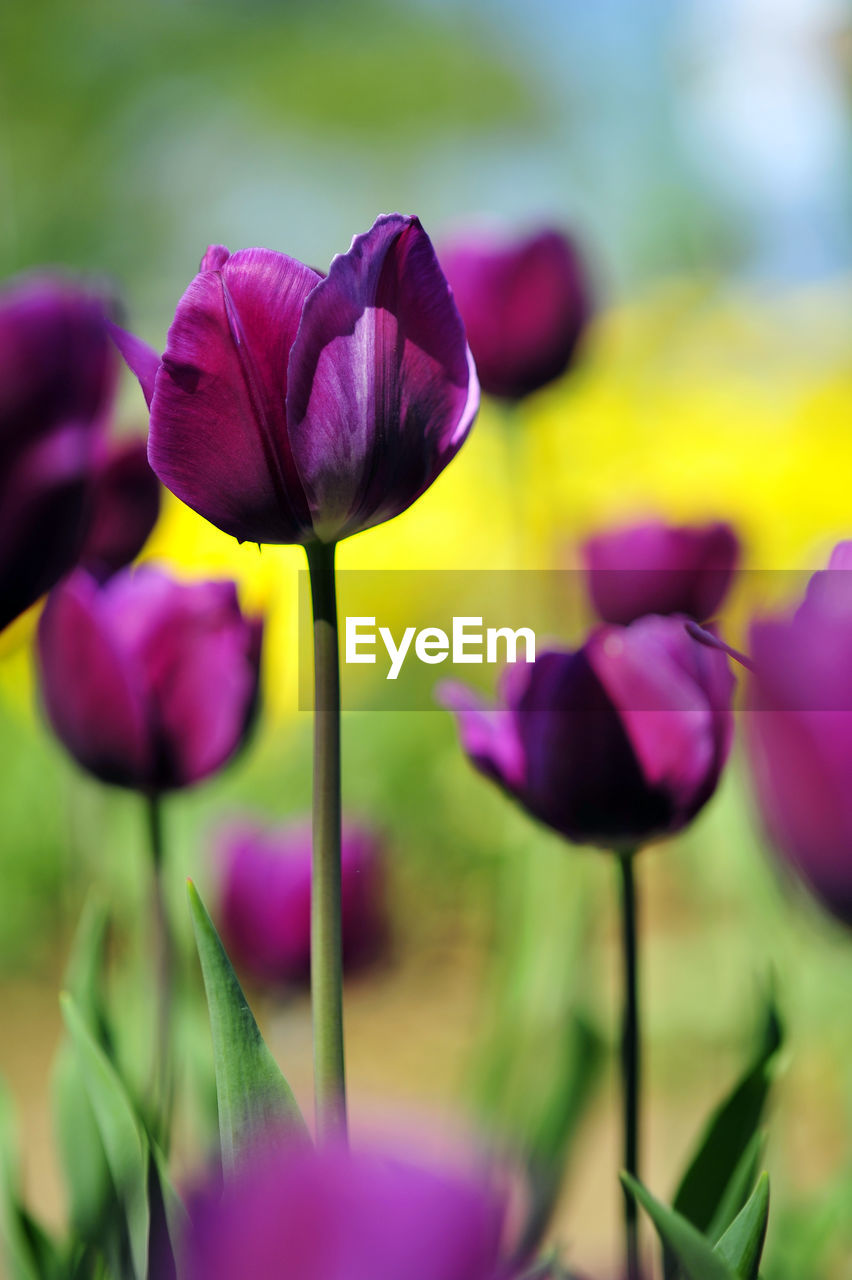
[305,539,347,1144]
[146,792,174,1144]
[618,849,641,1280]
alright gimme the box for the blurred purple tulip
[746,541,852,925]
[441,615,734,851]
[183,1142,505,1280]
[217,819,386,986]
[37,566,262,792]
[582,519,741,626]
[0,276,116,630]
[80,436,161,577]
[112,214,478,547]
[439,226,590,401]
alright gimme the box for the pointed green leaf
[706,1132,764,1246]
[670,997,781,1254]
[60,994,149,1280]
[187,880,309,1171]
[622,1173,735,1280]
[63,898,113,1056]
[714,1173,770,1280]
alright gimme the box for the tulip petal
[148,250,321,544]
[287,214,478,542]
[437,681,526,793]
[108,323,161,410]
[37,572,151,787]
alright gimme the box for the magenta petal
[287,214,478,542]
[200,244,230,271]
[37,572,151,787]
[148,249,321,544]
[437,680,526,792]
[81,436,161,576]
[109,323,161,409]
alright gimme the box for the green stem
[305,539,347,1143]
[146,793,173,1142]
[618,849,641,1280]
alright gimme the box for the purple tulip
[217,819,386,985]
[582,520,741,626]
[746,542,852,925]
[37,566,262,792]
[439,226,590,401]
[111,215,479,547]
[183,1142,505,1280]
[80,436,161,578]
[0,276,116,630]
[441,615,734,851]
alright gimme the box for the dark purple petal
[148,249,321,544]
[183,1144,504,1280]
[582,520,740,625]
[440,226,590,400]
[0,277,116,627]
[80,436,161,576]
[108,323,161,410]
[437,680,526,793]
[287,214,478,542]
[37,571,151,787]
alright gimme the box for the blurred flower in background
[747,540,852,927]
[0,277,116,631]
[183,1141,505,1280]
[439,226,590,401]
[441,615,734,851]
[216,818,386,987]
[80,435,161,579]
[37,567,262,791]
[581,518,740,626]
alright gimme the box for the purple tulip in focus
[183,1142,505,1280]
[37,566,262,792]
[746,541,852,926]
[112,214,479,547]
[217,819,385,986]
[80,436,161,577]
[0,276,116,630]
[439,226,590,401]
[582,520,740,626]
[441,615,734,851]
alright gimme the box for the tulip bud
[582,520,740,626]
[183,1142,505,1280]
[216,819,385,986]
[37,566,262,792]
[112,214,478,547]
[441,615,734,851]
[0,276,116,630]
[440,226,590,401]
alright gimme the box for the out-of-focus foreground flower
[37,566,262,792]
[217,818,386,986]
[182,1142,505,1280]
[0,276,116,630]
[439,226,590,401]
[581,519,740,626]
[747,540,852,926]
[442,615,734,851]
[112,213,479,547]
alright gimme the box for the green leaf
[187,880,309,1171]
[714,1173,770,1280]
[671,998,782,1242]
[706,1132,764,1246]
[60,994,150,1280]
[62,898,113,1056]
[622,1173,735,1280]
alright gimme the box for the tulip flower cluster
[0,207,839,1280]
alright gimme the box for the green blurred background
[2,0,852,1275]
